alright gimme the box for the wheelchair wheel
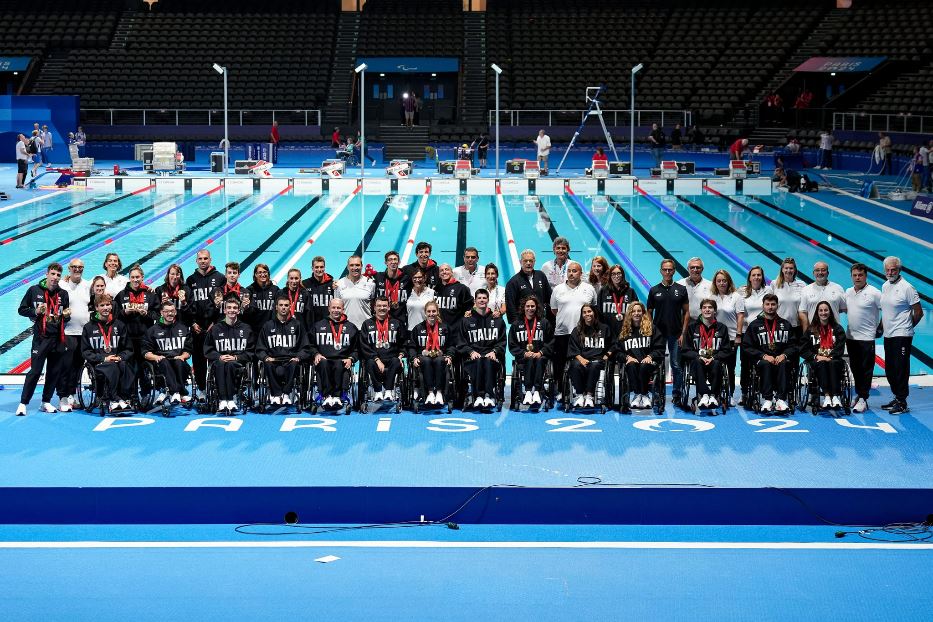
[77,364,98,414]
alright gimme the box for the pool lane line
[674,196,813,286]
[635,185,753,277]
[565,188,651,295]
[0,195,100,237]
[0,189,68,214]
[274,185,361,284]
[400,186,432,266]
[456,199,468,261]
[753,194,933,288]
[607,197,688,279]
[340,196,394,278]
[534,197,560,243]
[800,191,933,250]
[823,183,933,227]
[495,186,522,273]
[239,196,322,274]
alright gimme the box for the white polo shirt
[800,281,847,323]
[535,134,551,157]
[740,285,772,322]
[334,276,375,329]
[676,276,712,320]
[61,277,91,336]
[541,258,569,288]
[773,280,806,327]
[452,265,484,294]
[405,287,435,328]
[100,273,129,297]
[844,284,882,341]
[881,277,920,338]
[713,292,746,340]
[550,281,597,336]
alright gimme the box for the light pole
[355,63,367,180]
[630,63,643,176]
[212,63,229,174]
[491,63,502,178]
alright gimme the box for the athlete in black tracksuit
[204,297,255,410]
[458,296,507,404]
[114,279,158,393]
[617,316,665,401]
[246,271,279,335]
[508,303,554,398]
[742,297,797,407]
[256,297,311,400]
[303,270,336,327]
[17,268,70,412]
[681,315,732,403]
[142,302,193,399]
[567,312,614,401]
[309,303,359,405]
[185,259,225,391]
[408,304,455,399]
[434,276,473,338]
[81,301,135,407]
[374,266,410,325]
[359,297,407,396]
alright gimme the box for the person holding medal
[257,294,310,406]
[801,301,847,409]
[742,293,797,413]
[598,264,638,340]
[282,268,314,331]
[143,300,194,405]
[567,303,614,409]
[681,299,732,409]
[459,289,507,409]
[204,295,255,414]
[408,301,454,406]
[618,302,665,410]
[17,262,71,415]
[80,292,135,413]
[374,251,410,325]
[508,295,554,407]
[245,263,279,335]
[114,264,158,396]
[212,262,252,316]
[359,297,407,401]
[309,298,359,409]
[154,264,192,326]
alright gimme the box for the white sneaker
[522,391,533,405]
[831,395,842,409]
[474,396,485,408]
[709,396,719,408]
[775,399,789,412]
[228,399,238,411]
[218,400,228,411]
[425,391,436,405]
[154,392,167,405]
[821,395,831,409]
[573,395,585,408]
[638,395,650,409]
[41,402,57,413]
[435,391,444,405]
[531,390,542,405]
[270,395,281,405]
[110,401,122,412]
[59,400,73,412]
[180,395,192,404]
[584,395,595,408]
[15,404,27,416]
[282,394,292,406]
[171,393,182,404]
[761,399,773,412]
[484,396,495,409]
[698,394,710,408]
[852,398,867,413]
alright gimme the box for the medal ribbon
[376,317,390,345]
[819,325,834,350]
[384,278,400,303]
[43,290,65,342]
[426,322,440,351]
[98,319,114,352]
[329,320,345,349]
[765,318,777,348]
[699,322,716,352]
[524,317,538,349]
[287,288,300,319]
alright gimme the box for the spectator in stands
[878,132,892,175]
[880,256,922,415]
[728,138,749,162]
[15,134,28,188]
[785,137,800,154]
[331,127,341,148]
[763,92,783,124]
[535,129,551,175]
[402,92,415,128]
[815,130,834,170]
[75,126,86,158]
[670,123,683,150]
[40,124,53,167]
[648,123,665,166]
[794,88,813,110]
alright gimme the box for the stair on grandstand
[460,12,487,125]
[380,125,431,160]
[30,54,69,95]
[324,12,361,129]
[748,126,790,147]
[109,12,140,50]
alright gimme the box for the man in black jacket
[257,294,311,406]
[204,295,255,414]
[310,298,359,409]
[359,297,407,401]
[459,289,507,409]
[81,293,135,413]
[505,249,552,323]
[185,249,225,394]
[143,300,193,405]
[742,293,797,413]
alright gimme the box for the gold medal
[526,343,534,352]
[769,342,776,352]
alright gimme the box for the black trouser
[519,357,546,392]
[263,360,300,396]
[740,345,756,397]
[552,334,570,393]
[846,339,875,400]
[157,358,190,395]
[192,327,209,391]
[463,357,499,397]
[691,358,723,396]
[94,361,135,401]
[366,357,401,391]
[20,335,64,405]
[418,356,447,391]
[722,346,737,397]
[212,360,244,401]
[316,358,349,397]
[130,336,151,394]
[883,152,892,175]
[624,361,657,394]
[883,336,912,401]
[569,359,604,395]
[56,334,83,398]
[813,359,843,396]
[756,359,789,400]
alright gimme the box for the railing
[833,111,933,134]
[80,108,322,126]
[488,109,692,128]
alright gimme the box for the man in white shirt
[799,261,846,329]
[815,130,834,169]
[844,262,882,413]
[453,247,484,294]
[15,134,29,188]
[676,257,712,320]
[879,256,923,415]
[549,261,597,396]
[535,129,551,175]
[58,259,92,411]
[334,255,375,329]
[541,236,571,288]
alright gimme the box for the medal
[425,322,440,357]
[616,313,623,322]
[376,317,391,350]
[769,343,776,352]
[526,343,534,352]
[524,316,538,354]
[765,318,778,353]
[390,301,399,310]
[98,319,114,354]
[612,291,626,322]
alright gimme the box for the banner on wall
[0,56,32,72]
[354,57,459,73]
[794,57,886,73]
[910,193,933,220]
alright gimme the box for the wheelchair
[561,359,614,414]
[255,357,308,414]
[509,359,555,412]
[76,360,138,417]
[197,359,255,416]
[407,356,456,414]
[139,359,197,418]
[745,358,799,415]
[305,358,358,415]
[796,358,852,416]
[675,358,730,416]
[616,356,666,415]
[458,355,506,412]
[357,356,409,414]
[338,147,359,167]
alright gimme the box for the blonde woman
[619,302,665,409]
[710,268,745,403]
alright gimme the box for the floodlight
[491,63,502,75]
[355,63,367,73]
[212,63,224,74]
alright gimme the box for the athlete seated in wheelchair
[800,301,849,412]
[565,303,612,411]
[458,289,506,410]
[337,140,359,166]
[508,295,554,410]
[204,295,255,415]
[256,294,311,409]
[142,300,194,408]
[408,300,456,410]
[80,293,136,414]
[309,298,359,411]
[617,302,665,411]
[742,293,797,413]
[358,297,408,409]
[680,298,733,412]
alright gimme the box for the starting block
[592,160,609,179]
[386,159,412,178]
[321,159,346,178]
[247,160,273,178]
[730,160,748,180]
[660,161,679,180]
[454,159,472,180]
[524,160,540,179]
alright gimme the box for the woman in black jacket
[618,302,665,409]
[801,301,847,409]
[566,303,612,409]
[508,295,554,407]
